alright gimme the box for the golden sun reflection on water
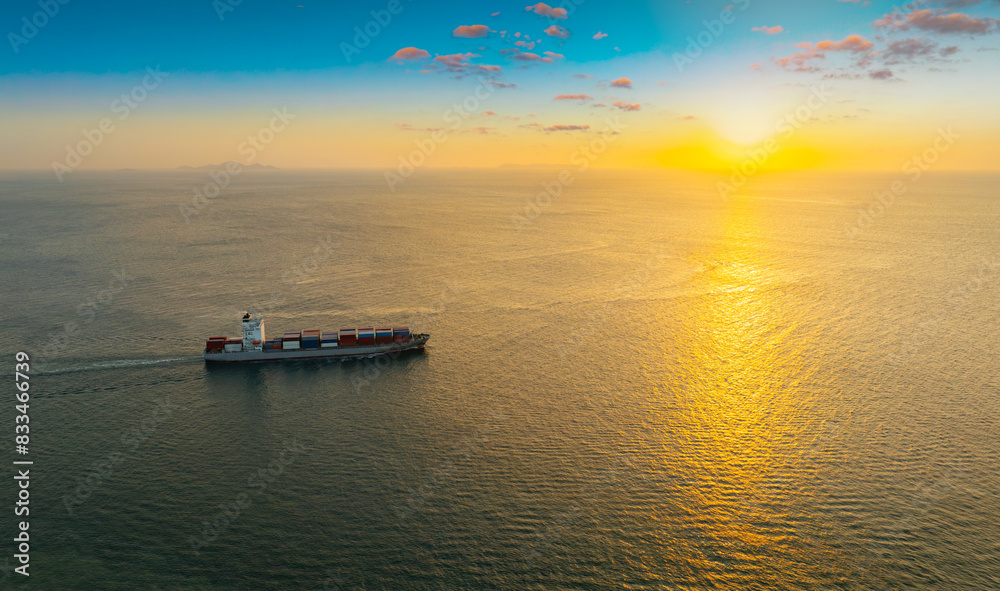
[658,196,849,586]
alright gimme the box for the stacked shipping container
[282,330,301,350]
[301,329,321,349]
[208,325,415,353]
[338,328,357,346]
[205,336,227,352]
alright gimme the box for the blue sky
[4,0,965,73]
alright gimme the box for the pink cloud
[525,2,568,19]
[545,124,591,132]
[752,25,784,34]
[453,25,490,38]
[491,11,500,16]
[481,111,498,116]
[610,77,633,88]
[554,94,593,100]
[873,9,997,35]
[774,34,874,71]
[543,51,564,59]
[593,31,609,39]
[545,25,571,39]
[516,39,537,49]
[815,34,875,52]
[389,47,430,61]
[612,101,641,111]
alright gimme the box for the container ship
[204,311,429,362]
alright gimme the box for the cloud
[544,124,591,132]
[554,94,593,100]
[941,45,961,55]
[593,31,608,39]
[752,25,784,34]
[453,25,490,38]
[869,68,895,79]
[434,52,481,69]
[486,81,518,88]
[481,111,498,116]
[545,25,571,39]
[574,74,593,78]
[425,52,503,76]
[679,115,697,120]
[525,3,568,19]
[397,123,444,132]
[774,34,874,71]
[505,49,556,63]
[515,39,537,49]
[612,101,641,111]
[882,37,939,62]
[815,34,875,51]
[491,11,500,16]
[874,9,998,34]
[389,47,431,61]
[610,77,633,88]
[543,51,564,59]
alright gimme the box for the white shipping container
[224,344,242,352]
[283,341,301,350]
[321,342,338,348]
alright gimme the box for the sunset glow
[1,0,998,173]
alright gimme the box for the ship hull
[204,335,429,362]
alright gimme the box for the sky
[1,0,998,172]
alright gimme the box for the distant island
[498,163,563,169]
[177,162,279,171]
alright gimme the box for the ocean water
[0,169,997,590]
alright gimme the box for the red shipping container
[339,328,357,346]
